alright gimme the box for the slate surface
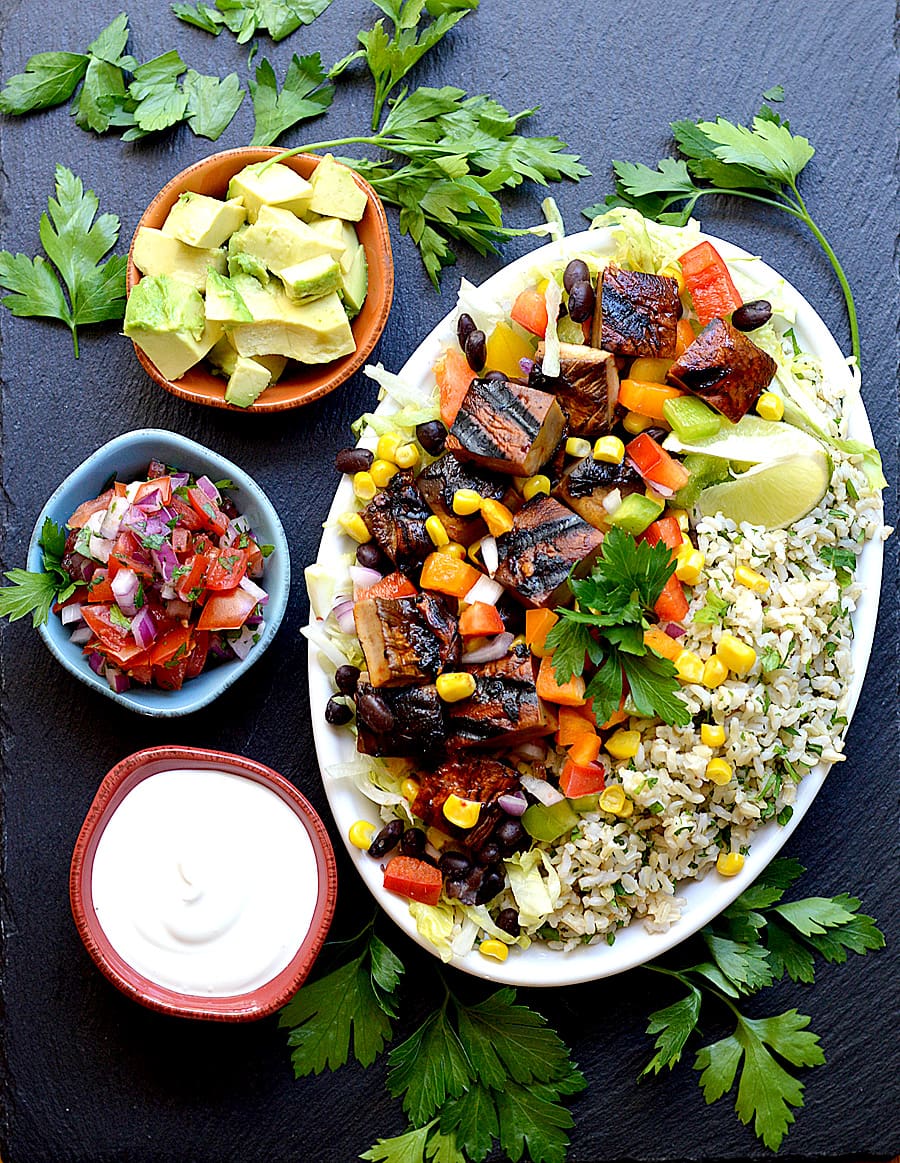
[0,1,897,1160]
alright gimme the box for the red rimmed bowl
[70,746,337,1021]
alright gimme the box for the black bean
[334,447,374,475]
[477,841,501,865]
[457,312,477,350]
[357,691,395,733]
[400,827,426,857]
[335,664,360,696]
[356,542,387,571]
[368,819,404,858]
[732,299,772,331]
[415,420,448,456]
[464,329,487,372]
[325,696,353,725]
[567,280,595,324]
[495,818,526,854]
[643,426,669,444]
[496,908,520,937]
[439,851,473,880]
[476,868,506,904]
[483,369,507,382]
[563,259,590,293]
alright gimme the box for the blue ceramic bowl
[29,429,290,717]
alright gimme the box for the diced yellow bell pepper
[485,321,536,379]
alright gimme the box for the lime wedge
[697,450,832,529]
[663,413,821,465]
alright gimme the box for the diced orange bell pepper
[536,655,586,706]
[643,626,683,662]
[383,855,443,906]
[678,241,742,328]
[434,347,475,427]
[559,759,606,798]
[458,601,505,637]
[618,378,685,421]
[525,608,558,657]
[675,318,696,356]
[557,705,597,746]
[597,688,629,732]
[510,287,549,337]
[356,571,417,601]
[654,574,690,623]
[420,552,482,599]
[567,732,602,766]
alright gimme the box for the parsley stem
[70,325,79,360]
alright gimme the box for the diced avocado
[227,162,313,223]
[161,192,247,250]
[205,269,253,325]
[208,334,287,384]
[227,228,271,283]
[337,220,362,275]
[306,154,367,221]
[340,245,368,319]
[609,492,664,534]
[225,355,272,408]
[306,216,348,261]
[279,254,342,303]
[238,205,335,275]
[124,274,223,380]
[132,227,226,292]
[231,290,355,365]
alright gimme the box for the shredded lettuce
[364,362,437,411]
[409,900,456,962]
[541,276,563,377]
[305,558,352,622]
[504,850,560,929]
[455,276,508,338]
[327,756,407,808]
[353,402,440,440]
[459,903,532,950]
[590,206,701,274]
[525,195,566,243]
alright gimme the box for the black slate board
[1,0,898,1160]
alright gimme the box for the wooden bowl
[126,147,394,413]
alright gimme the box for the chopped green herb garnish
[692,586,731,625]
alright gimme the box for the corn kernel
[395,442,420,469]
[701,723,726,748]
[376,432,404,463]
[479,938,509,962]
[467,539,483,564]
[675,650,704,684]
[628,356,673,384]
[425,515,450,547]
[668,508,691,534]
[452,488,483,516]
[400,777,420,801]
[442,792,481,828]
[706,757,733,785]
[599,785,627,815]
[675,546,705,585]
[353,471,377,502]
[702,655,729,688]
[370,458,399,487]
[481,498,514,537]
[659,263,686,295]
[523,474,551,500]
[717,632,757,676]
[605,729,641,761]
[565,436,593,458]
[436,672,477,702]
[716,851,745,876]
[734,565,769,594]
[349,820,376,849]
[439,541,467,559]
[623,411,653,435]
[592,435,625,464]
[756,391,784,422]
[338,512,371,543]
[616,795,634,818]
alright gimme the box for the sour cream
[91,768,319,997]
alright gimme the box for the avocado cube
[237,205,335,276]
[341,245,368,319]
[227,162,313,223]
[306,154,367,221]
[132,227,226,293]
[205,269,253,325]
[280,254,342,303]
[227,227,271,283]
[208,334,287,384]
[231,290,355,365]
[307,216,348,262]
[161,192,247,249]
[225,355,272,408]
[337,221,361,274]
[124,274,223,380]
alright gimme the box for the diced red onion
[230,624,258,661]
[165,598,192,620]
[462,631,514,664]
[245,614,264,628]
[106,667,130,693]
[498,792,528,817]
[349,565,383,590]
[87,652,105,675]
[480,535,498,577]
[239,575,268,605]
[111,568,139,616]
[465,573,504,606]
[99,497,127,540]
[333,597,356,635]
[151,543,178,583]
[208,635,232,660]
[513,741,547,762]
[88,535,114,564]
[60,603,84,626]
[519,772,565,806]
[170,472,190,489]
[664,622,686,639]
[222,515,251,548]
[131,606,157,649]
[69,625,93,646]
[64,553,95,583]
[196,475,220,503]
[519,357,535,375]
[160,584,176,600]
[602,488,623,515]
[141,514,168,537]
[135,489,161,512]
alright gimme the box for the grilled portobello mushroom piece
[416,452,508,544]
[493,494,604,608]
[354,592,460,688]
[553,455,644,530]
[666,317,777,422]
[361,469,433,574]
[446,377,566,477]
[356,681,446,757]
[593,265,680,358]
[446,644,549,749]
[532,342,620,435]
[411,755,519,848]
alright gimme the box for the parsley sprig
[545,527,690,728]
[0,518,79,627]
[582,92,860,364]
[172,0,334,43]
[639,858,884,1151]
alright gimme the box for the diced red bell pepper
[642,516,684,559]
[174,554,207,602]
[383,856,443,906]
[654,574,689,623]
[355,570,416,601]
[188,488,229,537]
[510,287,549,338]
[678,241,742,329]
[204,548,249,592]
[559,758,606,798]
[67,489,115,530]
[197,587,259,631]
[625,432,690,493]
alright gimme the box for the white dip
[91,768,318,997]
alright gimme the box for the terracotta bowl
[70,746,338,1021]
[126,147,394,412]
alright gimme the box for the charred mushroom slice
[445,377,566,477]
[594,265,680,358]
[532,342,620,435]
[416,452,508,544]
[354,592,460,687]
[411,755,520,850]
[446,644,549,749]
[356,681,446,757]
[361,469,433,574]
[494,495,604,608]
[553,455,644,529]
[666,317,777,423]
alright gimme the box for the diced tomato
[85,568,115,603]
[642,516,684,559]
[113,481,128,497]
[111,530,155,579]
[82,605,130,652]
[153,658,189,691]
[383,856,443,906]
[244,539,265,578]
[510,287,549,337]
[356,570,417,601]
[625,432,690,493]
[169,494,205,531]
[197,587,259,631]
[654,574,689,623]
[184,630,210,679]
[678,241,742,328]
[126,660,153,684]
[134,476,172,506]
[188,488,229,536]
[434,347,475,427]
[458,601,505,637]
[204,548,250,592]
[68,489,115,530]
[559,759,606,799]
[174,554,207,602]
[171,527,191,554]
[149,625,192,667]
